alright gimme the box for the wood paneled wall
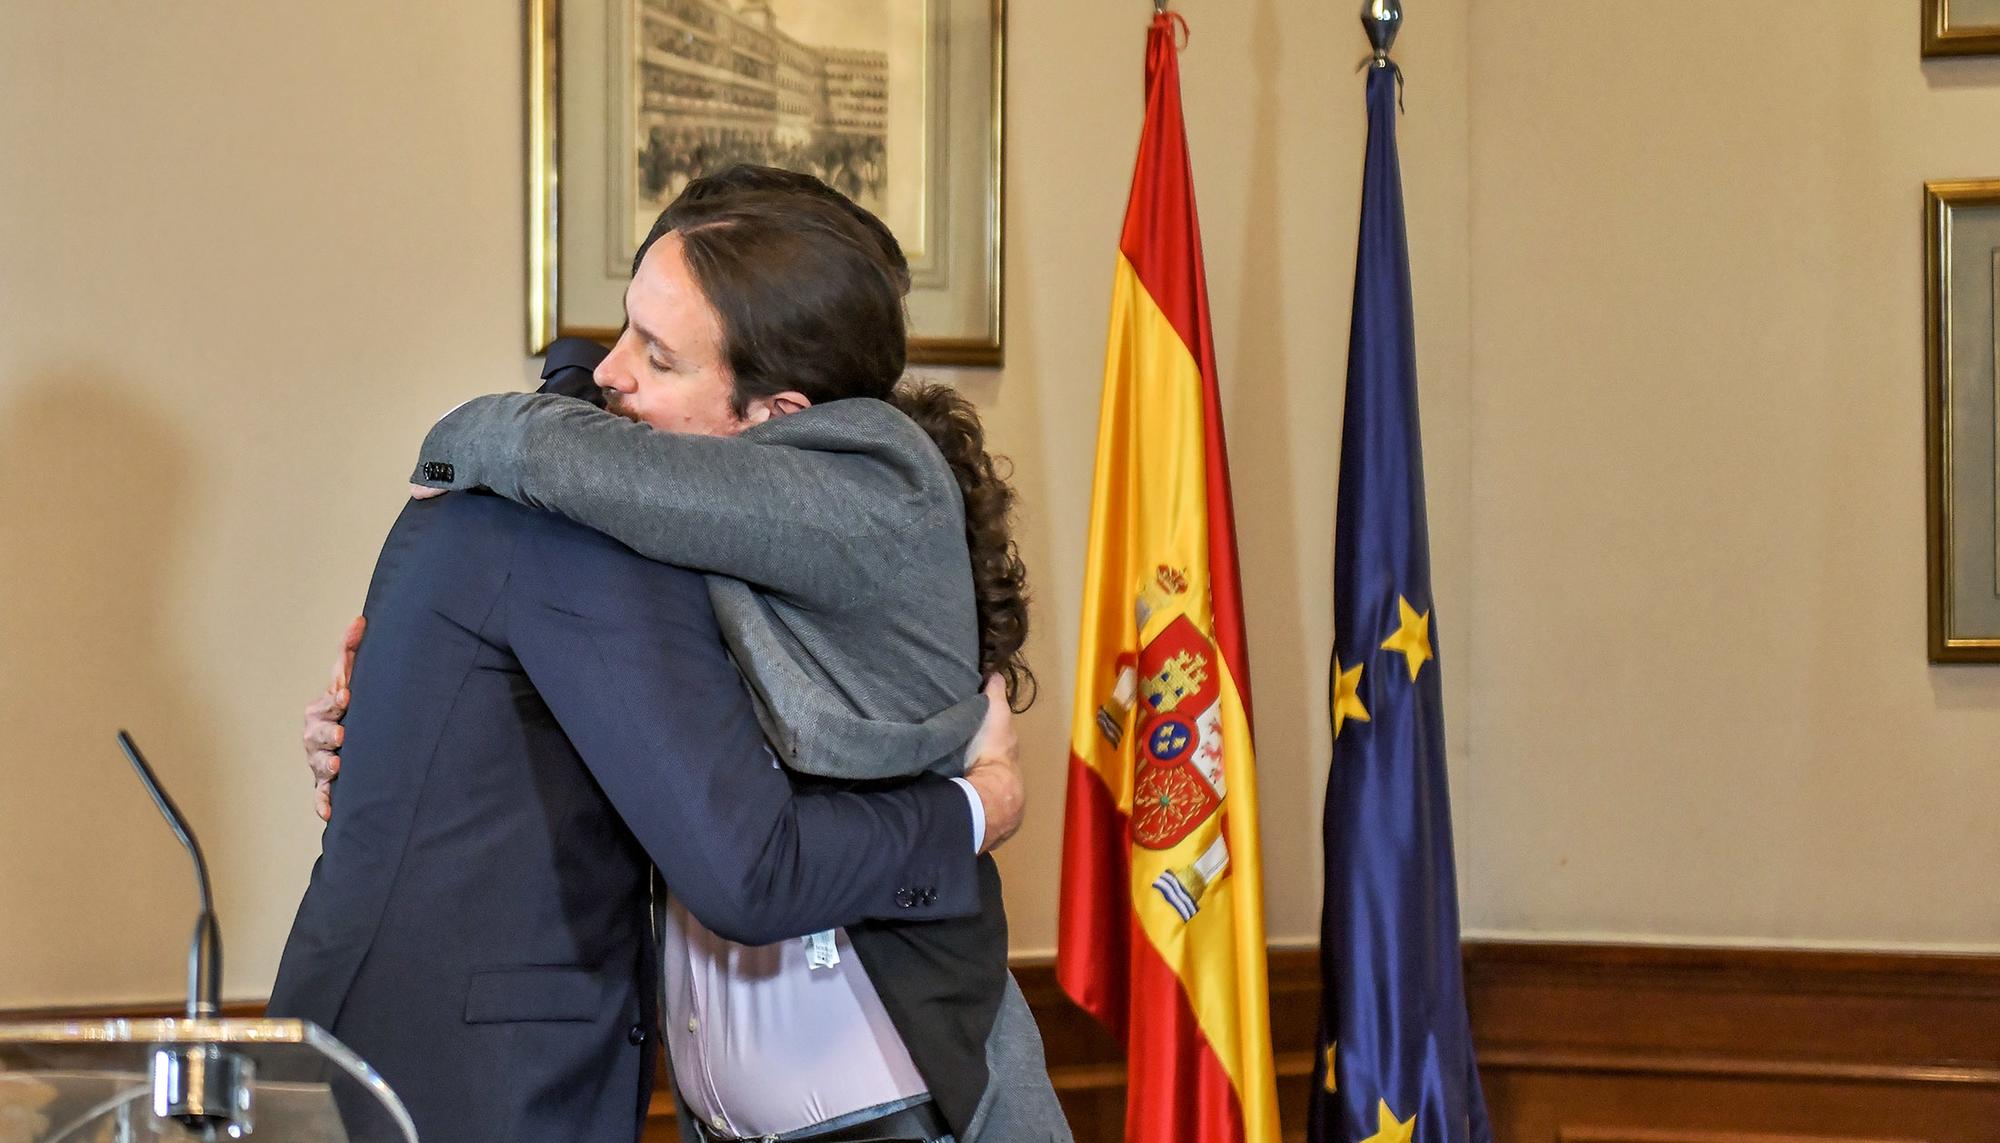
[1465,942,2000,1143]
[1020,943,2000,1143]
[12,942,1998,1142]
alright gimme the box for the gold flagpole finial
[1362,0,1402,65]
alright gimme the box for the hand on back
[961,675,1024,854]
[302,616,364,822]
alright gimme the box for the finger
[305,689,347,722]
[332,615,365,691]
[309,724,344,754]
[978,675,1018,751]
[303,701,345,740]
[304,720,344,754]
[977,675,1006,727]
[304,729,341,763]
[307,749,341,785]
[966,681,1011,769]
[305,701,347,732]
[409,484,447,500]
[314,783,333,823]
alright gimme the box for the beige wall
[4,0,1993,1011]
[1459,1,2000,949]
[1,0,1460,1006]
[1,3,544,1006]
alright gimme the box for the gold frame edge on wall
[1923,0,2000,58]
[1924,179,2000,662]
[525,0,1006,367]
[527,0,560,354]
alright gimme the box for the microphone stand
[118,732,221,1019]
[118,731,248,1134]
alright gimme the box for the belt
[693,1100,949,1143]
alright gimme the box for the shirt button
[686,1016,699,1033]
[710,1114,728,1133]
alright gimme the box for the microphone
[116,731,221,1019]
[116,732,256,1134]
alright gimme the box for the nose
[593,350,635,394]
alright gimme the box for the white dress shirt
[661,777,985,1140]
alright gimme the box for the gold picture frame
[1923,0,2000,57]
[1924,180,2000,662]
[527,0,1005,367]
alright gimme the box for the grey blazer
[414,386,1071,1143]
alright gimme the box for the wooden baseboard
[12,942,1999,1142]
[1465,941,2000,1143]
[1017,942,2000,1143]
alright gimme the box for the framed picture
[528,0,1005,366]
[1925,180,2000,662]
[1923,0,2000,57]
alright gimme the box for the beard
[602,390,643,423]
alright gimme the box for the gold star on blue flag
[1379,596,1433,681]
[1359,1100,1416,1143]
[1331,658,1370,738]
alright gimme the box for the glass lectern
[0,1018,417,1142]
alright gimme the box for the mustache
[601,390,641,421]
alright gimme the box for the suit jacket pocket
[462,965,602,1024]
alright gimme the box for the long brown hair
[890,382,1035,711]
[642,165,1034,709]
[643,190,905,415]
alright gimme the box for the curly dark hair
[889,381,1036,712]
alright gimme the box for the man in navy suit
[268,487,1001,1143]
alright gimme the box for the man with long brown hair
[305,169,1069,1142]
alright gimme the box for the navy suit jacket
[268,491,978,1143]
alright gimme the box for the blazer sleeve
[410,392,920,608]
[503,518,979,946]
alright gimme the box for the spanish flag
[1057,13,1279,1142]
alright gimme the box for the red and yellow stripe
[1057,14,1278,1143]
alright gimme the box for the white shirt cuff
[950,776,985,854]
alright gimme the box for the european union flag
[1307,63,1491,1143]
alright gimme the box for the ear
[741,390,812,426]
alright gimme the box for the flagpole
[1309,2,1493,1135]
[1362,0,1402,64]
